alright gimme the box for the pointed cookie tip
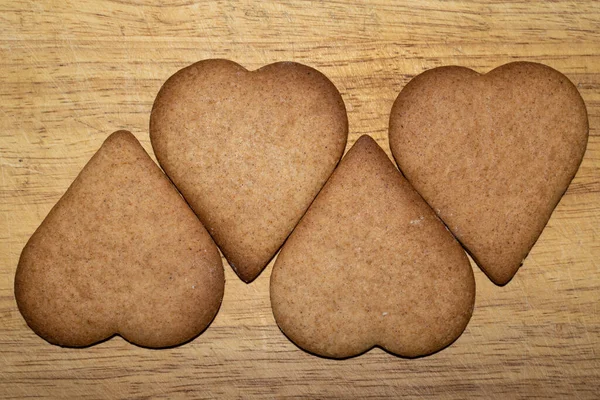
[487,268,518,287]
[106,129,134,141]
[230,261,266,284]
[353,134,378,148]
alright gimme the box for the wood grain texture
[1,0,598,398]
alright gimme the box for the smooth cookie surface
[15,130,225,348]
[389,62,588,285]
[270,135,475,359]
[150,59,348,282]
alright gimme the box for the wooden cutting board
[1,1,598,398]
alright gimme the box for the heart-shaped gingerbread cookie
[389,62,588,285]
[150,60,348,282]
[271,136,475,358]
[15,131,224,348]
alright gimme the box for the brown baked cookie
[270,135,475,359]
[150,59,348,282]
[15,130,224,348]
[389,62,588,285]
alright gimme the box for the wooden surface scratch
[1,1,599,398]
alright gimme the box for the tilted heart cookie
[150,59,348,282]
[389,62,588,285]
[15,131,224,348]
[270,136,475,358]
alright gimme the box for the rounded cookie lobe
[150,59,348,282]
[389,62,588,285]
[15,130,225,348]
[270,135,475,359]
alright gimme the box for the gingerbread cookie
[389,62,588,285]
[270,136,475,358]
[150,59,348,282]
[15,131,224,348]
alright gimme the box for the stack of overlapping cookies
[15,60,588,358]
